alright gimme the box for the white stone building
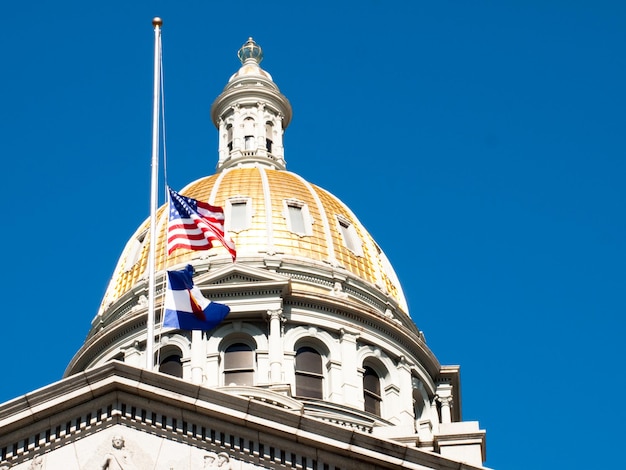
[0,38,488,470]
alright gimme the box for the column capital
[339,327,359,342]
[266,308,284,321]
[435,394,453,406]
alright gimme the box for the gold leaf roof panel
[98,167,408,315]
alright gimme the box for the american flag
[167,187,237,261]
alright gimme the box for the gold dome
[99,167,408,316]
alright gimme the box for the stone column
[257,102,266,153]
[190,330,204,384]
[395,356,415,429]
[217,117,227,164]
[267,308,284,383]
[232,104,242,153]
[436,383,453,424]
[274,113,285,161]
[339,328,359,405]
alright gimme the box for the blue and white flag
[162,265,230,331]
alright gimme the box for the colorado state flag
[162,265,230,331]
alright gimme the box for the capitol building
[0,36,487,470]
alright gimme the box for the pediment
[194,263,291,289]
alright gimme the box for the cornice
[1,362,488,470]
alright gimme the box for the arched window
[265,121,273,152]
[295,346,323,399]
[226,124,233,151]
[413,381,428,423]
[363,366,382,416]
[159,354,183,378]
[224,343,254,386]
[244,135,256,150]
[243,118,255,150]
[415,396,425,420]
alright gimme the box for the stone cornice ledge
[0,362,489,470]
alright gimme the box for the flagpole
[146,17,162,370]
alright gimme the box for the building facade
[0,38,487,470]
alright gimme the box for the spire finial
[152,17,163,27]
[237,37,263,65]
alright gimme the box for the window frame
[362,365,382,416]
[159,352,183,378]
[123,229,148,272]
[336,215,364,256]
[244,135,256,150]
[283,199,313,236]
[223,342,255,387]
[226,123,233,152]
[225,197,253,233]
[294,346,324,399]
[265,121,274,152]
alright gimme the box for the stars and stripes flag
[163,264,230,331]
[167,187,236,261]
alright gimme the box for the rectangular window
[339,220,358,252]
[244,135,255,150]
[284,200,312,236]
[224,349,253,369]
[230,202,248,231]
[288,204,306,234]
[224,343,254,386]
[295,374,324,399]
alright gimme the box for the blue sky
[1,2,625,469]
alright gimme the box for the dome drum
[70,260,439,398]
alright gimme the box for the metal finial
[152,17,163,27]
[237,37,263,64]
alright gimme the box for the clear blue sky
[1,2,625,469]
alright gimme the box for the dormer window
[124,229,148,272]
[284,199,313,236]
[226,197,252,232]
[288,205,305,233]
[376,242,402,295]
[337,216,363,256]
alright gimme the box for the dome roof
[84,37,413,357]
[97,167,408,325]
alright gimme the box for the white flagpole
[146,17,162,369]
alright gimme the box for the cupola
[210,38,292,171]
